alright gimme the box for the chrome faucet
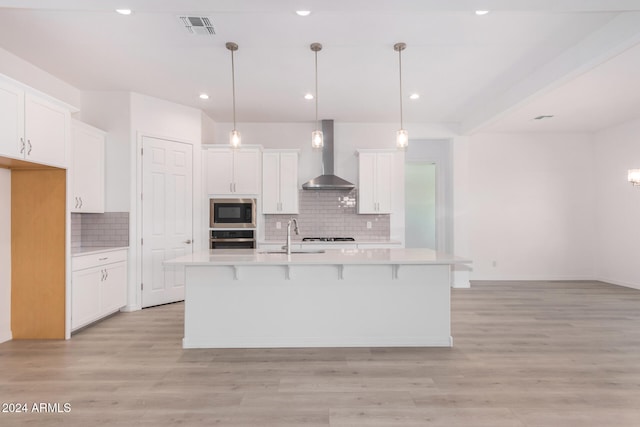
[284,218,299,255]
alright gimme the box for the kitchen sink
[258,249,325,254]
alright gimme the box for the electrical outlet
[276,222,281,229]
[366,221,372,229]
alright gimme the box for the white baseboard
[452,281,471,289]
[470,274,595,282]
[452,270,470,288]
[468,276,640,290]
[594,277,640,290]
[0,329,12,344]
[183,335,454,349]
[121,304,142,312]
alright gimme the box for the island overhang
[165,248,471,349]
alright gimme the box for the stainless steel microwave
[210,198,256,229]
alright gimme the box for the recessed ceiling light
[199,93,209,100]
[296,10,311,16]
[475,10,490,15]
[409,93,420,100]
[304,93,314,100]
[116,9,132,15]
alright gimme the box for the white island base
[169,249,468,349]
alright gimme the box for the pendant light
[310,42,323,149]
[226,42,241,148]
[394,42,408,149]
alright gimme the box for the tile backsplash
[71,212,129,249]
[264,189,390,241]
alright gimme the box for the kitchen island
[165,248,471,349]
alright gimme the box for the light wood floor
[2,280,640,426]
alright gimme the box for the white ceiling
[1,0,640,134]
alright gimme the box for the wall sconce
[628,169,640,186]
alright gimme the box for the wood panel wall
[11,169,66,339]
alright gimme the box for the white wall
[0,46,80,109]
[468,132,596,280]
[0,168,11,343]
[593,118,640,289]
[129,93,203,310]
[79,92,204,311]
[131,93,202,143]
[202,112,217,144]
[212,122,318,186]
[213,121,407,242]
[212,121,469,282]
[79,91,132,212]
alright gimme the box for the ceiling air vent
[178,16,215,35]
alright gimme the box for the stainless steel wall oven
[209,230,255,250]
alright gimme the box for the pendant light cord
[231,48,237,130]
[314,49,319,128]
[398,47,404,129]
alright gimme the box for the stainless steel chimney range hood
[302,120,355,190]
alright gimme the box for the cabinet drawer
[72,249,128,271]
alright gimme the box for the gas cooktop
[302,237,355,242]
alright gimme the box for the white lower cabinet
[71,248,128,331]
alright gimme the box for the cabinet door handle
[183,239,192,244]
[233,183,237,192]
[27,140,32,155]
[105,269,108,280]
[98,257,108,261]
[230,183,233,193]
[79,197,83,208]
[74,197,79,209]
[19,138,25,154]
[100,269,105,281]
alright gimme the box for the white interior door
[142,136,193,308]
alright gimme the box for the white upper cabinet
[0,77,70,168]
[205,147,260,195]
[71,120,105,213]
[262,150,299,214]
[0,80,25,159]
[24,94,69,167]
[358,150,394,214]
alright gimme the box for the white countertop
[71,246,129,256]
[165,248,471,266]
[259,240,402,246]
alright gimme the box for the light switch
[366,221,372,229]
